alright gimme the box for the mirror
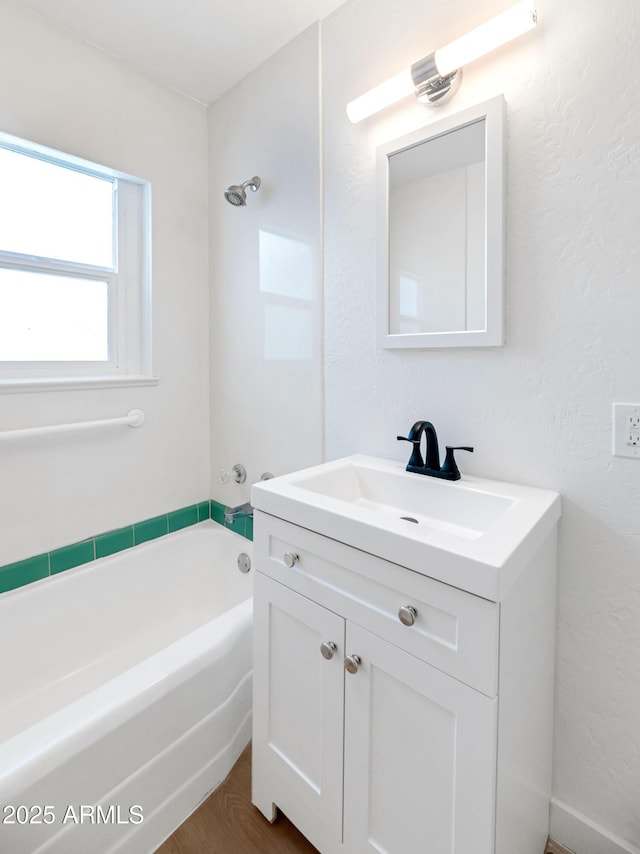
[377,95,505,348]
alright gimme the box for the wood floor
[157,744,569,854]
[545,841,575,854]
[156,745,318,854]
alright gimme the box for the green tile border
[168,505,198,532]
[0,554,49,594]
[0,497,253,596]
[50,540,94,575]
[210,500,226,526]
[95,527,134,559]
[134,514,168,545]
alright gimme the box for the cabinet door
[252,572,345,850]
[343,623,497,854]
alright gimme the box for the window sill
[0,375,160,394]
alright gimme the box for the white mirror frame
[377,95,505,349]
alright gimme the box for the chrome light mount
[411,53,462,106]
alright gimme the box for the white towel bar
[0,409,145,442]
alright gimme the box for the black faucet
[397,421,473,481]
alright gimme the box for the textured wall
[0,1,210,563]
[322,0,640,851]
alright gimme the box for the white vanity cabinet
[342,621,496,854]
[252,509,558,854]
[253,573,345,848]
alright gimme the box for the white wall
[322,0,640,852]
[1,0,638,850]
[208,24,323,509]
[0,1,210,563]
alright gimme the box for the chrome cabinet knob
[398,605,418,626]
[283,552,299,568]
[344,654,362,674]
[320,641,337,660]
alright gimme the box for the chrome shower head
[224,176,261,206]
[224,186,246,206]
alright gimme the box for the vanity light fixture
[346,1,537,123]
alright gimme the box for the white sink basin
[251,455,561,601]
[294,460,515,539]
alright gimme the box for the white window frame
[0,132,156,392]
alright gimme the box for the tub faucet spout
[224,502,253,525]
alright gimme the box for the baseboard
[550,798,640,854]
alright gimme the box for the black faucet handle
[441,446,474,481]
[397,435,424,468]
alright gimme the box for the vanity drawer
[254,512,498,698]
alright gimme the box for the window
[0,132,152,389]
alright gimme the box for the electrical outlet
[613,403,640,458]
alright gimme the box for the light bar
[346,69,415,124]
[346,2,537,123]
[435,1,537,76]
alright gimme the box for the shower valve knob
[232,464,246,484]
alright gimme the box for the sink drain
[400,516,419,524]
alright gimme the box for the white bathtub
[0,520,253,854]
